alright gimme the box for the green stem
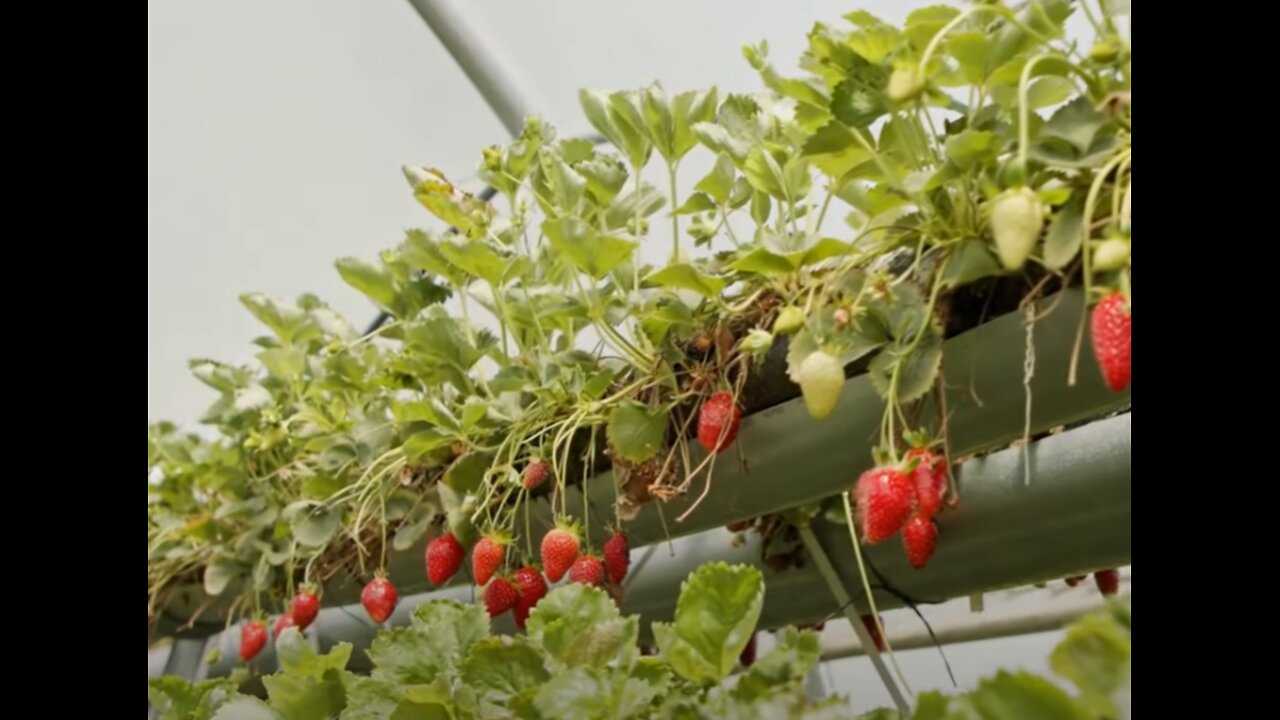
[668,162,681,259]
[815,185,836,231]
[1017,53,1061,174]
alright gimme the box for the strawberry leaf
[607,401,669,463]
[654,562,764,684]
[461,637,552,717]
[526,584,637,670]
[970,671,1092,720]
[868,328,943,404]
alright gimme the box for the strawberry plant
[148,562,1132,718]
[148,0,1131,655]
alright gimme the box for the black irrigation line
[362,134,608,336]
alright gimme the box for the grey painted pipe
[193,413,1131,678]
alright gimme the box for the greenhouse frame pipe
[287,289,1130,612]
[405,0,541,137]
[193,413,1130,678]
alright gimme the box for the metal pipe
[191,413,1130,678]
[405,0,542,137]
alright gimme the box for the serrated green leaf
[1049,613,1130,716]
[444,452,492,495]
[462,636,552,718]
[645,263,727,296]
[437,240,509,287]
[530,666,607,720]
[657,562,764,684]
[947,32,994,85]
[941,240,1001,289]
[576,156,628,205]
[743,147,789,199]
[1039,97,1109,154]
[239,293,305,342]
[203,556,241,596]
[732,627,821,701]
[526,584,634,670]
[803,122,873,179]
[262,670,346,720]
[672,192,717,216]
[606,400,668,463]
[944,130,996,171]
[730,247,795,276]
[336,258,399,313]
[1026,76,1074,109]
[970,671,1092,720]
[367,600,487,687]
[276,629,352,678]
[209,697,277,720]
[695,154,736,204]
[257,347,305,380]
[802,238,853,267]
[903,6,960,50]
[284,501,341,548]
[1043,194,1084,269]
[542,217,636,280]
[868,329,943,404]
[604,183,666,230]
[404,430,452,461]
[149,677,241,720]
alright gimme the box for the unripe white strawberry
[989,187,1044,270]
[796,350,845,420]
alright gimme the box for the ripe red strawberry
[906,448,947,519]
[541,525,581,583]
[472,535,507,586]
[697,391,742,453]
[1094,568,1120,597]
[569,554,605,586]
[1090,292,1131,392]
[902,514,937,570]
[273,613,296,641]
[512,566,548,630]
[604,531,630,585]
[289,588,319,631]
[854,466,915,544]
[426,532,465,586]
[740,633,758,667]
[860,615,886,653]
[361,576,398,624]
[1064,575,1087,588]
[239,620,268,662]
[483,577,519,617]
[522,459,551,491]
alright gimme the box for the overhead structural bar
[405,0,542,136]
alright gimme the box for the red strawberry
[569,555,605,586]
[1090,292,1131,392]
[1064,575,1087,588]
[860,615,886,652]
[484,577,519,617]
[1094,568,1120,597]
[854,466,915,544]
[697,391,742,453]
[239,620,268,662]
[604,531,630,585]
[289,588,319,631]
[472,535,507,586]
[361,576,398,625]
[902,514,937,569]
[906,448,947,519]
[272,613,296,641]
[541,525,581,583]
[512,566,548,630]
[426,532,465,586]
[523,460,551,491]
[740,633,758,667]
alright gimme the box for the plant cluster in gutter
[148,563,1132,719]
[148,0,1132,655]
